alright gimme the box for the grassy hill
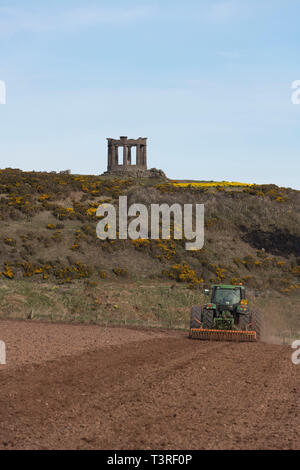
[0,168,299,340]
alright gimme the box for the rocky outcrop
[102,167,167,179]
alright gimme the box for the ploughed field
[0,320,298,450]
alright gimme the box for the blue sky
[0,0,300,188]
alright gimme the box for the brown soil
[0,320,299,450]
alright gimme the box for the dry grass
[0,278,298,345]
[0,278,201,330]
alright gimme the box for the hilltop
[0,168,299,339]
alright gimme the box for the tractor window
[212,288,241,304]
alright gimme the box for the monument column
[123,144,127,168]
[128,146,131,165]
[136,144,140,166]
[115,145,119,166]
[110,144,114,169]
[143,143,147,167]
[108,144,112,170]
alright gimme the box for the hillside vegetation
[0,168,299,339]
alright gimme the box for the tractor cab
[210,285,245,311]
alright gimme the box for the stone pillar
[113,145,116,166]
[136,144,140,166]
[107,144,111,170]
[110,145,115,169]
[143,143,147,168]
[116,145,119,166]
[123,145,127,168]
[140,146,143,166]
[128,146,131,165]
[110,145,113,167]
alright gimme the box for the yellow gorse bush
[86,207,97,216]
[172,181,254,188]
[164,262,204,287]
[3,263,14,279]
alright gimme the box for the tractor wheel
[250,311,261,340]
[238,313,251,331]
[190,306,202,329]
[202,308,214,329]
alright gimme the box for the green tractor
[189,284,261,341]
